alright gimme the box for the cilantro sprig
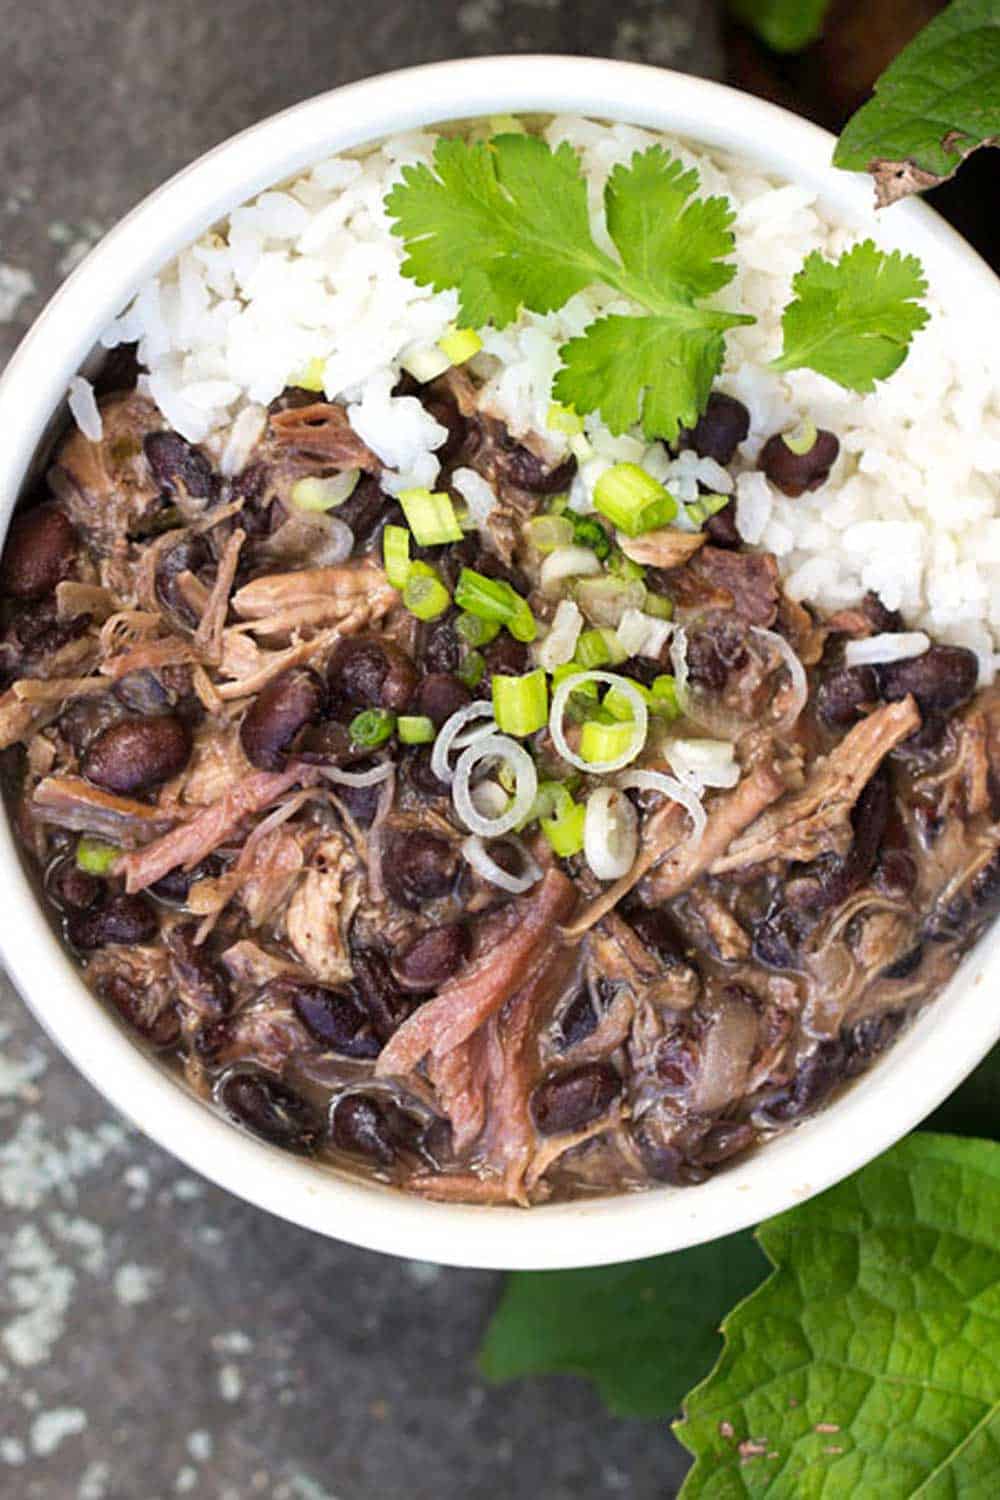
[387,132,930,441]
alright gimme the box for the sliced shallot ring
[843,631,930,667]
[752,626,808,733]
[319,761,395,788]
[549,670,648,773]
[430,700,497,785]
[452,734,538,838]
[583,786,638,881]
[616,768,707,846]
[461,834,542,894]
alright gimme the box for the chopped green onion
[563,507,612,560]
[603,682,646,722]
[783,418,818,456]
[579,718,639,765]
[454,568,537,643]
[569,433,595,464]
[574,575,647,627]
[457,650,486,689]
[397,714,436,745]
[527,514,575,553]
[398,488,464,546]
[685,492,730,527]
[350,708,396,747]
[290,470,360,513]
[593,463,677,536]
[641,589,674,620]
[551,662,600,695]
[403,561,451,621]
[75,837,120,875]
[489,114,526,135]
[546,401,584,436]
[492,668,549,737]
[382,525,411,589]
[456,611,501,648]
[541,791,586,857]
[650,674,681,719]
[545,493,571,517]
[400,345,452,383]
[292,356,326,391]
[608,548,646,583]
[438,326,482,365]
[575,627,628,670]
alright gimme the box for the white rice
[100,115,1000,679]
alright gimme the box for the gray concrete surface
[0,3,721,1496]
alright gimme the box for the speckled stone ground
[0,3,720,1496]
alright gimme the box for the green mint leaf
[834,0,1000,205]
[728,0,833,54]
[924,1043,1000,1140]
[603,146,740,303]
[676,1133,1000,1497]
[478,1231,767,1419]
[385,134,611,329]
[772,240,929,393]
[555,308,751,442]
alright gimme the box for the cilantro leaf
[676,1133,1000,1497]
[385,134,610,329]
[478,1231,767,1419]
[772,240,929,393]
[728,0,833,54]
[834,0,1000,205]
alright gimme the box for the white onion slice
[430,701,497,785]
[470,778,509,818]
[752,626,808,732]
[583,786,638,880]
[452,734,538,837]
[451,467,498,525]
[461,834,542,894]
[536,598,583,671]
[669,626,690,705]
[616,607,674,660]
[617,768,707,847]
[540,545,602,595]
[843,631,930,668]
[549,670,648,774]
[68,376,102,442]
[664,737,740,790]
[319,761,395,788]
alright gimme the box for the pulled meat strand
[193,528,245,664]
[33,775,175,846]
[11,675,107,703]
[375,868,577,1077]
[618,528,706,569]
[102,636,199,679]
[712,697,921,876]
[269,401,380,470]
[216,624,354,700]
[231,559,395,622]
[119,763,318,892]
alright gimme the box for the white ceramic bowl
[1,56,997,1270]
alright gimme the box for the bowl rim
[1,53,998,1271]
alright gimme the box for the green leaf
[478,1231,768,1419]
[772,240,929,393]
[603,147,740,303]
[555,311,748,442]
[728,0,833,54]
[385,133,610,329]
[676,1133,1000,1497]
[834,0,1000,204]
[923,1044,1000,1140]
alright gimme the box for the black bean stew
[2,365,996,1206]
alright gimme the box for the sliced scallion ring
[616,768,707,847]
[452,733,538,838]
[461,834,542,894]
[583,786,638,881]
[549,670,648,774]
[430,701,497,785]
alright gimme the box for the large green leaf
[923,1044,1000,1140]
[478,1231,767,1419]
[676,1134,1000,1497]
[728,0,833,54]
[834,0,1000,204]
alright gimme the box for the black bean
[480,633,531,690]
[530,1061,622,1136]
[877,644,978,716]
[816,665,878,726]
[843,1009,906,1074]
[624,905,687,966]
[421,616,462,675]
[759,428,840,497]
[49,859,102,911]
[559,990,598,1049]
[326,637,417,714]
[240,668,324,770]
[632,1128,709,1186]
[392,923,469,991]
[404,748,450,800]
[334,475,398,550]
[874,848,918,899]
[284,980,381,1058]
[881,944,924,981]
[0,505,78,600]
[331,777,382,828]
[155,533,212,621]
[113,669,173,716]
[682,392,750,465]
[383,830,458,908]
[98,972,179,1048]
[685,618,749,692]
[654,1026,701,1092]
[704,499,741,548]
[423,392,467,467]
[493,436,576,494]
[149,855,221,904]
[616,655,663,689]
[67,892,158,950]
[143,431,216,500]
[82,714,192,795]
[692,1121,755,1167]
[756,1038,846,1125]
[217,1070,320,1154]
[167,922,231,1016]
[350,949,411,1041]
[329,1093,399,1166]
[752,907,809,969]
[971,849,1000,910]
[414,673,471,728]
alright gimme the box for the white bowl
[1,56,997,1270]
